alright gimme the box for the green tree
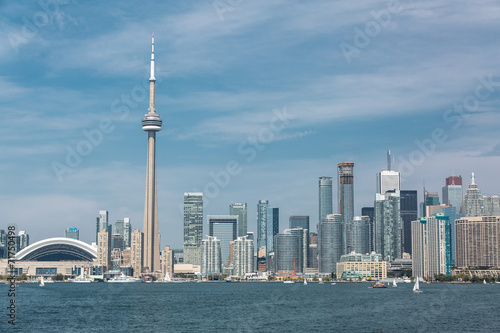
[53,273,65,281]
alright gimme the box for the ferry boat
[371,281,387,288]
[107,273,143,283]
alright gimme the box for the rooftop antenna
[471,172,475,185]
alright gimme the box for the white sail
[165,272,171,282]
[40,276,45,287]
[413,277,420,292]
[393,279,397,287]
[303,279,307,285]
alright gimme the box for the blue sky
[1,0,500,248]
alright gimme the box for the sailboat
[164,272,171,282]
[39,276,45,287]
[483,279,488,285]
[413,277,422,293]
[303,279,307,285]
[393,279,397,287]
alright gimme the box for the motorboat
[107,273,143,283]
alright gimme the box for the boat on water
[371,281,387,288]
[44,277,54,283]
[413,277,423,293]
[483,279,488,285]
[71,270,92,283]
[39,276,45,287]
[283,280,295,284]
[331,282,336,285]
[108,273,143,283]
[303,279,308,285]
[393,279,397,287]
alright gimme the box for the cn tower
[142,33,162,273]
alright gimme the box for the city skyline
[2,1,500,250]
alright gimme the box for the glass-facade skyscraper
[338,162,354,254]
[400,190,418,255]
[351,216,369,255]
[464,173,484,217]
[266,207,279,256]
[274,232,302,274]
[65,227,79,240]
[230,202,248,237]
[208,215,238,265]
[361,207,375,252]
[96,210,109,243]
[289,215,310,230]
[318,214,343,274]
[319,177,333,221]
[442,176,463,214]
[183,193,203,265]
[257,200,269,270]
[375,191,401,261]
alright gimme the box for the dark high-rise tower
[142,34,163,273]
[400,190,418,255]
[338,162,354,254]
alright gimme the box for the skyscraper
[400,190,418,255]
[318,214,343,274]
[411,215,452,279]
[18,231,29,250]
[375,191,401,261]
[142,34,163,273]
[361,207,375,252]
[201,236,222,276]
[257,200,269,271]
[115,218,132,248]
[65,227,79,240]
[208,215,238,265]
[484,195,500,216]
[274,232,302,274]
[376,151,400,195]
[463,173,484,217]
[289,215,310,230]
[442,176,463,214]
[351,216,369,255]
[233,236,254,277]
[230,202,248,237]
[97,229,111,272]
[338,162,354,254]
[96,210,109,243]
[424,190,440,216]
[286,227,309,272]
[183,193,203,265]
[319,177,333,221]
[131,229,144,277]
[266,207,279,256]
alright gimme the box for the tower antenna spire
[150,33,155,81]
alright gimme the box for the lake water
[3,281,500,332]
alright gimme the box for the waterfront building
[375,191,401,261]
[65,228,79,240]
[183,192,203,265]
[455,216,500,268]
[201,236,222,276]
[274,232,302,274]
[400,190,418,255]
[432,206,465,265]
[319,177,333,221]
[96,210,109,243]
[230,202,248,238]
[338,162,355,254]
[208,215,238,265]
[131,229,143,277]
[233,236,254,277]
[97,229,111,272]
[257,200,269,271]
[266,207,279,257]
[361,207,375,252]
[318,214,343,274]
[351,216,370,255]
[289,215,310,230]
[142,34,163,273]
[411,215,452,279]
[336,252,387,280]
[442,176,463,214]
[161,246,174,280]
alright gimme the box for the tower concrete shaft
[142,33,162,273]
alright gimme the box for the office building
[361,207,375,252]
[375,190,401,261]
[257,200,269,271]
[111,234,124,251]
[351,216,370,255]
[131,229,143,277]
[442,176,463,214]
[230,202,248,238]
[97,229,111,272]
[377,151,400,195]
[318,214,343,274]
[233,236,254,277]
[65,228,79,240]
[400,190,418,254]
[412,215,452,279]
[319,177,333,221]
[336,252,387,280]
[274,232,302,274]
[18,231,29,250]
[266,207,279,256]
[289,215,310,231]
[424,190,440,217]
[208,215,238,265]
[455,216,500,268]
[96,210,109,243]
[463,173,485,217]
[183,192,203,265]
[484,195,500,216]
[114,218,131,248]
[201,236,222,276]
[338,162,355,254]
[432,206,464,265]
